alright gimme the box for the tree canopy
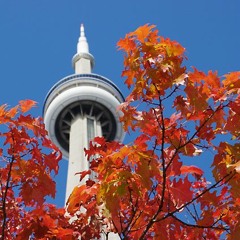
[1,25,240,239]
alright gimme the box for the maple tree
[1,25,240,240]
[67,25,240,239]
[0,100,73,239]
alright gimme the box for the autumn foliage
[0,100,70,239]
[67,25,240,239]
[1,25,240,239]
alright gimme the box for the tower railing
[43,73,125,115]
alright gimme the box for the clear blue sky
[0,0,239,207]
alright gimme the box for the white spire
[72,24,94,73]
[77,24,89,54]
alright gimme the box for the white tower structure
[43,25,125,215]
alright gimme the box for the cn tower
[43,25,125,204]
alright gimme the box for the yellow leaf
[228,161,240,173]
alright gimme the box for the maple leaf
[67,185,97,214]
[223,71,240,91]
[76,169,91,181]
[0,104,7,116]
[7,105,18,118]
[122,69,135,88]
[173,73,188,86]
[227,161,240,173]
[180,165,204,179]
[117,36,136,53]
[170,177,193,208]
[19,99,37,113]
[132,24,156,43]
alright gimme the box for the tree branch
[156,171,235,222]
[171,214,229,231]
[139,96,166,240]
[1,155,15,240]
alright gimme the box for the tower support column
[66,114,103,203]
[66,115,87,202]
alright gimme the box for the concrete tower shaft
[43,25,125,206]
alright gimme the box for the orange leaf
[122,69,135,88]
[117,36,136,52]
[19,99,37,113]
[133,24,156,43]
[180,165,204,178]
[0,104,7,117]
[7,105,18,118]
[66,185,85,213]
[223,71,240,90]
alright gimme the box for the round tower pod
[43,73,125,159]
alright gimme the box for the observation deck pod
[43,73,125,159]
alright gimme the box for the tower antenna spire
[72,23,94,73]
[80,23,85,37]
[77,23,89,54]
